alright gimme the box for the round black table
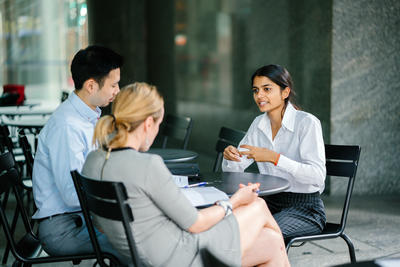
[194,172,290,196]
[147,148,199,163]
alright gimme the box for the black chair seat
[15,233,42,259]
[323,222,342,235]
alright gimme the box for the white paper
[172,175,189,187]
[181,186,229,207]
[375,258,400,267]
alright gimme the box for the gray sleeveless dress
[82,148,241,267]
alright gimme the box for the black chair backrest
[18,129,34,177]
[0,152,119,266]
[325,144,361,231]
[213,127,246,172]
[0,125,15,157]
[71,170,142,267]
[160,114,193,150]
[0,152,35,240]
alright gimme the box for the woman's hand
[239,144,279,163]
[223,145,242,162]
[230,183,260,209]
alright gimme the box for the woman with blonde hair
[82,82,290,267]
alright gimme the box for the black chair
[0,152,119,266]
[213,126,246,172]
[1,127,34,264]
[159,114,193,150]
[17,129,34,179]
[71,170,142,267]
[165,162,200,176]
[286,144,361,264]
[0,124,24,162]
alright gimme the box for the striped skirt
[263,192,326,243]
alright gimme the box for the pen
[184,182,208,188]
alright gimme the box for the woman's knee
[253,197,271,218]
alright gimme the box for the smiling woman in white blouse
[222,64,326,242]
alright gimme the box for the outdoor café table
[1,115,49,149]
[192,172,290,197]
[147,148,199,163]
[0,101,59,118]
[1,115,49,132]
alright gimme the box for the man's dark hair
[71,45,123,90]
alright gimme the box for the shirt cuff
[276,154,297,176]
[222,159,242,172]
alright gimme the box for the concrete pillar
[331,0,400,195]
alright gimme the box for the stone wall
[331,0,400,195]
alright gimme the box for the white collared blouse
[222,102,326,194]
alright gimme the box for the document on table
[171,175,189,187]
[181,186,229,207]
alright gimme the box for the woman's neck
[267,104,285,128]
[125,131,142,151]
[267,103,286,140]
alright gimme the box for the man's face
[92,68,121,108]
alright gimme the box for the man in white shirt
[32,45,127,263]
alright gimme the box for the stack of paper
[181,186,229,207]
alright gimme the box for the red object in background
[3,84,25,105]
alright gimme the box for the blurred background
[1,0,399,196]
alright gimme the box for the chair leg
[11,260,22,267]
[2,206,20,264]
[285,239,295,253]
[341,233,356,263]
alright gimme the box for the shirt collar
[281,102,296,132]
[68,92,101,125]
[257,101,297,136]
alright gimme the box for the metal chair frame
[213,126,246,172]
[0,152,119,266]
[71,170,142,267]
[159,114,193,150]
[286,144,361,264]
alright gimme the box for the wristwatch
[215,200,233,217]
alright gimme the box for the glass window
[0,0,88,101]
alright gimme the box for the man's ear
[83,79,97,95]
[282,87,290,100]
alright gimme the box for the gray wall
[87,0,176,115]
[178,0,332,175]
[331,0,400,195]
[86,0,399,195]
[87,0,147,85]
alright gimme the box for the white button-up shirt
[222,102,326,194]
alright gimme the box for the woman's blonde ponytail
[93,82,164,149]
